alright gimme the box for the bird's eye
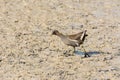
[85,34,88,36]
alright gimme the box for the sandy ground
[0,0,120,80]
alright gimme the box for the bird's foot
[84,53,90,58]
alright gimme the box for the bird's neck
[80,31,86,41]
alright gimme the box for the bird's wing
[67,32,83,40]
[67,38,79,46]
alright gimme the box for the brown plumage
[52,30,90,57]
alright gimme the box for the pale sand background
[0,0,120,80]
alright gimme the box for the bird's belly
[61,38,79,47]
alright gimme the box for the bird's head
[81,30,88,41]
[84,30,88,36]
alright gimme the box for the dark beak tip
[86,34,88,36]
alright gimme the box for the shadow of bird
[52,30,90,57]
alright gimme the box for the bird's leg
[73,46,75,53]
[81,46,90,57]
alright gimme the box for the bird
[52,30,90,57]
